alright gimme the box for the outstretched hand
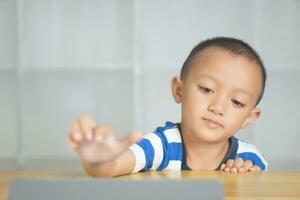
[68,115,142,164]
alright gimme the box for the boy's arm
[81,149,136,177]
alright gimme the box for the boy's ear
[241,108,261,129]
[171,76,183,103]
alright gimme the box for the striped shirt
[129,121,268,173]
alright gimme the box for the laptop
[9,179,224,200]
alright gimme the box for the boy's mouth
[201,117,224,129]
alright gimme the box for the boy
[68,37,268,177]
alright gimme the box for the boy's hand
[220,157,261,173]
[68,115,142,164]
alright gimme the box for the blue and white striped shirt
[129,121,268,173]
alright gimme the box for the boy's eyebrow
[233,88,253,98]
[195,74,219,82]
[195,74,254,98]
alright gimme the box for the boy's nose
[207,101,225,116]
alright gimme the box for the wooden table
[1,170,300,200]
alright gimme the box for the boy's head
[171,37,267,143]
[180,37,266,105]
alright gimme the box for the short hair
[180,37,266,105]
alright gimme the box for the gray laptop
[9,179,224,200]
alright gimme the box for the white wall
[0,0,18,169]
[0,0,299,170]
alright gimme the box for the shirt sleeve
[129,132,164,173]
[235,140,268,170]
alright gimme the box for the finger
[230,167,238,173]
[253,165,261,172]
[126,132,143,143]
[68,135,79,149]
[249,166,255,172]
[224,167,231,172]
[78,115,97,141]
[118,132,143,150]
[220,163,226,171]
[94,124,114,143]
[238,167,246,173]
[225,159,234,168]
[241,160,253,171]
[69,121,84,143]
[71,121,81,133]
[233,157,244,169]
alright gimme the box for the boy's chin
[194,127,229,144]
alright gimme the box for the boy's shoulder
[153,121,182,144]
[129,121,183,172]
[235,138,268,170]
[236,138,262,154]
[154,121,178,132]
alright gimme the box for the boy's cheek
[224,112,249,129]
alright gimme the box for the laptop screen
[9,179,224,200]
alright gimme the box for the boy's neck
[180,122,229,170]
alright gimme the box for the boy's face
[172,47,262,143]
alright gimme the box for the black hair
[180,37,266,105]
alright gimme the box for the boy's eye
[198,86,214,94]
[232,99,245,108]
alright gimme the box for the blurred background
[0,0,299,171]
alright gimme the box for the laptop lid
[9,179,224,200]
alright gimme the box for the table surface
[1,170,300,200]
